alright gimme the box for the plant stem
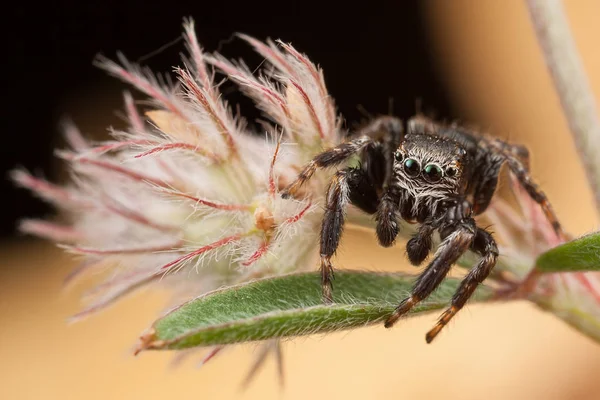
[525,0,600,213]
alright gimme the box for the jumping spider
[282,115,564,343]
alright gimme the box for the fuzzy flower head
[14,19,343,319]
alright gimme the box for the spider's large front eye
[423,164,443,183]
[403,158,420,177]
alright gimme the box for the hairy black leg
[425,227,498,343]
[406,220,435,266]
[281,136,373,199]
[319,169,352,303]
[486,137,531,169]
[384,219,476,328]
[485,139,564,237]
[508,157,563,236]
[508,143,531,169]
[282,116,404,199]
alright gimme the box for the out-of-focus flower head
[487,176,600,342]
[13,19,343,321]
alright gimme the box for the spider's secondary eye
[423,164,443,182]
[403,158,420,177]
[394,151,403,162]
[446,166,458,177]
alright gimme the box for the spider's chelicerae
[282,115,564,343]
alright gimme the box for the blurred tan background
[2,1,600,399]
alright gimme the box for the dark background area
[3,0,452,238]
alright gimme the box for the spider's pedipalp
[384,219,476,328]
[425,227,498,343]
[375,187,402,247]
[406,220,434,265]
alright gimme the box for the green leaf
[137,270,494,351]
[536,232,600,273]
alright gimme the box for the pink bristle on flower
[19,219,82,243]
[123,91,146,132]
[94,53,188,120]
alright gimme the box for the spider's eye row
[394,151,403,162]
[423,164,443,183]
[403,158,420,177]
[446,166,458,177]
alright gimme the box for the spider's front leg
[281,136,372,199]
[281,116,403,199]
[384,218,476,328]
[320,168,379,302]
[425,226,498,343]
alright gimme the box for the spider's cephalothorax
[282,115,564,343]
[393,133,470,219]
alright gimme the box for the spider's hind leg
[486,138,564,238]
[319,167,379,302]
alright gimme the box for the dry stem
[525,0,600,213]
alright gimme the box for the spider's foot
[280,181,299,199]
[320,256,335,304]
[282,162,317,199]
[384,296,418,328]
[281,181,303,199]
[425,305,458,343]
